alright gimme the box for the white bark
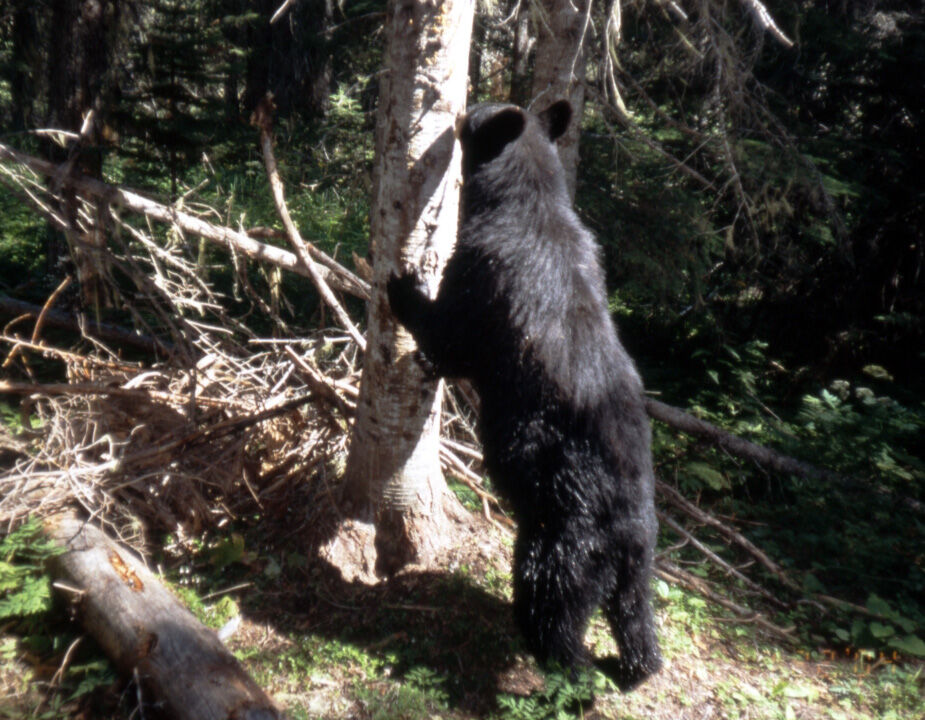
[339,0,474,575]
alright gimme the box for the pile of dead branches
[0,141,361,541]
[0,134,494,550]
[0,333,359,537]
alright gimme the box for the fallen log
[45,514,285,720]
[645,397,924,515]
[644,397,834,481]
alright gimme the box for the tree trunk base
[318,490,473,583]
[317,516,379,584]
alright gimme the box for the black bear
[387,101,661,690]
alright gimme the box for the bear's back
[459,110,641,412]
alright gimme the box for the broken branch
[0,142,370,301]
[252,96,367,351]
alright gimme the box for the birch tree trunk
[530,0,590,200]
[331,0,475,578]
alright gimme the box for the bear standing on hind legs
[387,100,662,691]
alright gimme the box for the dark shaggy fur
[387,101,661,690]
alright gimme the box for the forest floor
[1,509,921,720]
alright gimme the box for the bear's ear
[462,106,526,167]
[476,106,526,145]
[537,100,572,141]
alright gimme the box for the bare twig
[0,297,172,355]
[2,276,70,372]
[738,0,794,47]
[252,96,367,351]
[656,479,801,591]
[658,510,787,606]
[284,346,356,418]
[655,559,796,640]
[270,0,297,23]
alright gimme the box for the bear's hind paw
[594,652,662,692]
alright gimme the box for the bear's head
[458,100,572,192]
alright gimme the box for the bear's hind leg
[597,524,662,691]
[512,523,605,672]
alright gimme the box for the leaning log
[0,142,369,301]
[45,514,285,720]
[644,397,832,481]
[645,397,923,515]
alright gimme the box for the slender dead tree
[332,0,476,577]
[509,0,535,107]
[45,0,127,311]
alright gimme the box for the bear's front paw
[413,349,439,380]
[386,271,425,324]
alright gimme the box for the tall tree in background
[509,0,534,107]
[243,0,334,118]
[45,0,125,309]
[117,1,243,193]
[530,0,588,199]
[9,0,39,132]
[46,0,125,173]
[329,0,475,577]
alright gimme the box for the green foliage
[353,667,450,720]
[830,594,925,660]
[208,532,246,570]
[0,189,46,291]
[171,584,240,631]
[0,400,37,434]
[654,578,711,640]
[0,518,63,623]
[795,381,924,482]
[580,109,723,312]
[70,664,118,704]
[114,0,246,188]
[448,478,483,512]
[827,664,925,720]
[647,328,924,658]
[0,520,120,716]
[582,0,925,385]
[495,668,610,720]
[289,182,369,265]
